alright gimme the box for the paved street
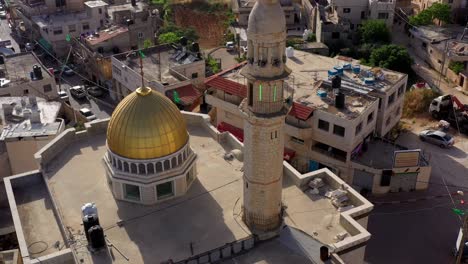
[0,18,20,53]
[365,130,468,264]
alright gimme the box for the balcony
[285,122,313,140]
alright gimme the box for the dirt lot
[173,4,229,48]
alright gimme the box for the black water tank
[320,246,329,261]
[191,42,200,52]
[0,56,4,65]
[335,92,345,109]
[88,225,106,250]
[33,65,43,80]
[83,214,100,242]
[331,75,341,89]
[179,36,188,46]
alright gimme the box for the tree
[449,61,464,74]
[359,20,391,44]
[159,23,199,43]
[409,3,451,25]
[143,39,153,49]
[158,32,179,44]
[369,45,413,74]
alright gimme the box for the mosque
[4,0,373,263]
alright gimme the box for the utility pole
[456,215,468,264]
[437,38,450,90]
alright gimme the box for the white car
[226,41,235,51]
[79,108,97,121]
[57,90,69,102]
[0,11,6,19]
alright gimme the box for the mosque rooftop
[5,115,372,264]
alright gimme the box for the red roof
[289,102,314,121]
[171,84,201,105]
[217,122,295,161]
[205,76,247,98]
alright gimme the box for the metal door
[352,169,374,192]
[390,172,418,192]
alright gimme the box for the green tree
[306,33,316,42]
[143,39,153,49]
[369,45,413,74]
[359,20,391,44]
[409,3,451,25]
[158,32,179,44]
[449,61,464,74]
[159,23,199,43]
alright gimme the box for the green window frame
[259,84,263,101]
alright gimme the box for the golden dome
[107,87,189,160]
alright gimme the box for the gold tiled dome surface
[107,87,188,160]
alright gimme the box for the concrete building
[231,0,301,27]
[205,51,432,194]
[0,52,58,100]
[111,44,205,110]
[0,96,64,178]
[409,26,468,92]
[302,0,396,46]
[31,0,108,56]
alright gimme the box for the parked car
[0,11,6,19]
[226,41,235,51]
[79,108,97,121]
[62,66,75,76]
[69,85,86,99]
[419,130,454,148]
[86,86,103,97]
[57,90,69,102]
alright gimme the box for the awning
[289,102,314,121]
[217,122,296,161]
[205,76,247,98]
[38,38,53,52]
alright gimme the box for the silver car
[419,130,454,148]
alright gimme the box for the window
[248,83,253,106]
[53,27,63,35]
[378,12,389,19]
[191,72,198,79]
[318,119,329,131]
[82,23,90,30]
[378,98,382,109]
[437,59,442,64]
[361,11,366,19]
[448,0,453,3]
[55,0,65,7]
[429,49,432,54]
[367,112,374,124]
[68,24,76,33]
[397,84,405,97]
[386,116,391,126]
[291,136,304,144]
[388,92,395,105]
[333,125,345,137]
[273,84,277,102]
[98,8,102,14]
[331,32,340,39]
[422,42,427,48]
[271,130,278,139]
[156,181,174,199]
[23,89,29,95]
[258,84,263,101]
[138,32,144,39]
[124,184,140,201]
[355,122,362,135]
[343,8,351,13]
[395,107,400,117]
[43,84,52,92]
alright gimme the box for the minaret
[240,0,291,232]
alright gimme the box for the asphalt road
[365,131,468,264]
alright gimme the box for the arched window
[178,154,182,165]
[131,163,137,174]
[164,160,170,171]
[123,162,129,172]
[118,160,122,170]
[147,163,155,174]
[138,164,146,174]
[171,157,177,168]
[156,162,163,173]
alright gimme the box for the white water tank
[286,47,294,58]
[82,202,98,217]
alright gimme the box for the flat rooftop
[85,26,129,46]
[33,11,89,26]
[2,52,53,84]
[11,118,364,263]
[84,0,107,8]
[114,45,202,85]
[222,51,384,119]
[107,1,147,14]
[0,97,62,139]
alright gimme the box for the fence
[172,236,255,264]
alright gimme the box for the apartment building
[303,0,396,46]
[205,50,430,194]
[0,52,58,100]
[409,26,468,91]
[111,44,205,110]
[0,96,64,178]
[72,0,160,89]
[31,0,108,56]
[231,0,300,27]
